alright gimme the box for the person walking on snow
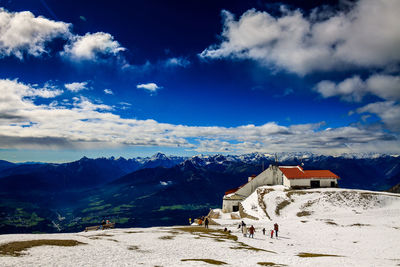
[243,225,248,237]
[205,217,209,229]
[249,225,255,238]
[270,229,274,239]
[262,228,266,235]
[274,223,279,238]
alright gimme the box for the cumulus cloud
[200,0,400,75]
[137,83,161,93]
[0,8,71,59]
[62,32,126,61]
[64,82,88,92]
[315,74,400,102]
[0,78,398,153]
[0,9,128,64]
[357,101,400,132]
[316,74,400,133]
[164,57,190,68]
[104,89,113,95]
[30,86,63,98]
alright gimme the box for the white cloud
[72,96,113,111]
[0,78,398,153]
[137,83,161,93]
[365,75,400,101]
[31,87,63,98]
[164,57,190,68]
[104,89,113,95]
[0,8,129,65]
[357,101,400,131]
[200,0,400,75]
[64,82,88,92]
[0,8,71,59]
[62,32,125,61]
[315,74,400,102]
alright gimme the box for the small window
[232,205,239,212]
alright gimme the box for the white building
[222,164,339,213]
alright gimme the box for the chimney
[248,174,257,182]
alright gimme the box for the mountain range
[0,152,399,234]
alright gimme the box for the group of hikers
[189,216,279,239]
[189,216,210,228]
[99,219,111,230]
[239,221,279,239]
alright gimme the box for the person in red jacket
[270,229,274,238]
[249,225,255,238]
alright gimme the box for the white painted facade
[283,175,338,188]
[222,194,244,213]
[222,164,339,213]
[233,165,283,197]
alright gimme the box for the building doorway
[232,205,239,212]
[330,181,336,187]
[310,180,320,188]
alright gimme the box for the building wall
[222,198,241,213]
[284,177,338,188]
[234,165,283,198]
[283,175,291,187]
[319,179,338,187]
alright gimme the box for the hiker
[100,219,106,230]
[262,228,266,235]
[270,229,274,238]
[241,220,246,233]
[249,225,255,238]
[243,225,248,237]
[274,223,279,238]
[205,217,209,229]
[189,218,192,225]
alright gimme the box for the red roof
[279,166,339,179]
[224,188,240,195]
[224,183,247,195]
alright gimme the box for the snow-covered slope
[215,186,400,266]
[1,188,399,266]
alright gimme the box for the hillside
[0,188,399,266]
[1,153,400,234]
[389,183,400,193]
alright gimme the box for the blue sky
[0,0,399,162]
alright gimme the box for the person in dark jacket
[100,219,106,230]
[274,223,279,238]
[205,217,209,229]
[241,221,245,233]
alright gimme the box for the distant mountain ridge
[1,152,399,192]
